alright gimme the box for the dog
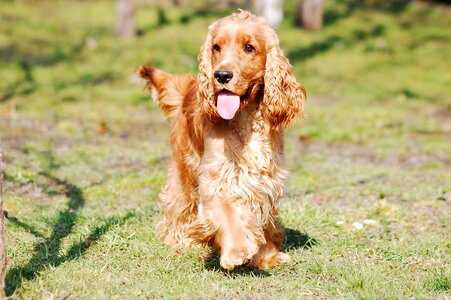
[138,10,306,270]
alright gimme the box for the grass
[1,0,450,298]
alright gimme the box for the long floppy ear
[197,32,220,121]
[262,35,306,128]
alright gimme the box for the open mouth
[216,84,256,120]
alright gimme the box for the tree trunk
[251,0,284,29]
[0,147,5,297]
[115,0,136,39]
[296,0,324,30]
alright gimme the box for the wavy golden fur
[138,11,306,270]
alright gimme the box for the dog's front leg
[249,222,290,269]
[199,197,263,270]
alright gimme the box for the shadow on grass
[6,205,135,296]
[178,7,231,25]
[282,227,317,251]
[0,60,36,101]
[5,171,83,295]
[286,0,418,64]
[4,213,45,239]
[0,39,81,101]
[0,40,80,67]
[322,0,410,27]
[203,227,316,276]
[288,24,386,63]
[4,162,135,296]
[0,21,111,101]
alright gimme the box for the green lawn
[1,0,450,298]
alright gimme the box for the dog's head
[198,11,306,127]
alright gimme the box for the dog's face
[198,11,305,126]
[209,19,267,118]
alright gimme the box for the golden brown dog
[139,11,306,270]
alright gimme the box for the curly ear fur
[262,33,306,128]
[197,32,221,122]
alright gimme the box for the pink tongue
[217,91,240,120]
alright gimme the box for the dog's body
[139,11,305,270]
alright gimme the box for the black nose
[214,70,233,84]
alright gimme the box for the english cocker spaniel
[138,11,306,270]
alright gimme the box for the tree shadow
[323,0,411,27]
[288,24,386,63]
[0,23,110,101]
[286,0,412,64]
[6,204,135,296]
[202,227,316,276]
[4,213,45,239]
[178,8,232,25]
[5,170,84,296]
[0,28,99,68]
[4,149,136,296]
[0,60,35,101]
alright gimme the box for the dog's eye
[244,44,255,53]
[213,44,221,52]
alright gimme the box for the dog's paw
[220,245,259,270]
[274,252,290,265]
[253,251,290,270]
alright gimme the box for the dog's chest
[232,124,274,171]
[200,113,287,202]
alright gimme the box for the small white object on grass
[336,221,345,225]
[363,219,377,225]
[352,222,364,230]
